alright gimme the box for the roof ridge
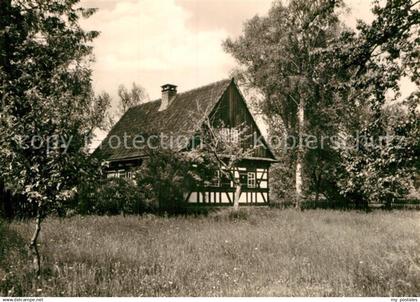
[132,78,232,109]
[176,78,231,96]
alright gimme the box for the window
[230,129,239,144]
[247,172,256,188]
[108,170,126,178]
[218,128,239,144]
[117,170,125,178]
[127,171,133,179]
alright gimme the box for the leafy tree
[117,82,149,118]
[225,0,419,208]
[327,0,420,207]
[0,0,101,275]
[187,102,258,211]
[100,82,149,131]
[337,99,419,207]
[92,91,114,132]
[224,0,345,207]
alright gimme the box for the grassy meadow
[1,208,419,296]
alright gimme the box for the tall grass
[1,209,419,296]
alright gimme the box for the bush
[269,161,296,207]
[73,148,210,216]
[136,149,206,213]
[75,178,155,215]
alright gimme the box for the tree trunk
[233,183,241,211]
[30,203,43,277]
[295,98,305,208]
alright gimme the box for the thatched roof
[95,79,232,161]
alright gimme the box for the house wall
[106,159,271,206]
[211,83,273,159]
[105,158,143,179]
[186,161,270,206]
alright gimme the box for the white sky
[80,0,379,100]
[80,0,414,147]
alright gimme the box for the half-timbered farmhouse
[96,79,276,206]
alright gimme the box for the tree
[0,0,101,275]
[99,83,149,131]
[117,82,149,119]
[326,0,420,207]
[224,0,345,207]
[92,91,114,132]
[187,102,258,211]
[225,0,419,208]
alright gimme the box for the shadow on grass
[0,220,27,267]
[0,220,55,296]
[0,219,28,296]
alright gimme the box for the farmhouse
[96,79,276,205]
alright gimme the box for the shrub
[136,149,209,213]
[75,178,154,215]
[269,161,296,207]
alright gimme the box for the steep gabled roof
[95,79,232,161]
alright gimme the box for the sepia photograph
[0,0,419,300]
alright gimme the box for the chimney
[159,84,177,111]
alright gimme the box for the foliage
[225,0,419,206]
[92,91,114,132]
[337,102,419,207]
[75,177,152,215]
[96,82,149,131]
[136,148,209,213]
[0,0,100,212]
[224,0,346,204]
[0,0,103,274]
[269,160,296,207]
[117,82,149,118]
[326,0,420,206]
